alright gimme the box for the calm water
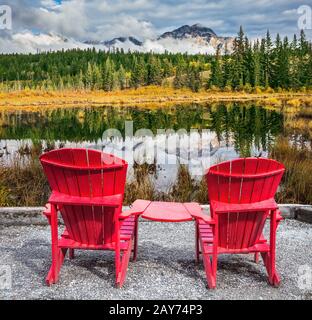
[0,102,286,190]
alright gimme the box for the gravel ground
[0,219,311,300]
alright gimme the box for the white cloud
[0,31,208,54]
[0,32,92,54]
[33,0,88,39]
[142,38,216,54]
[93,15,156,41]
[40,0,61,9]
[0,0,310,54]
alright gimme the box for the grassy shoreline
[1,86,312,110]
[0,87,311,206]
[1,138,311,206]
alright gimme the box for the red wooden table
[120,200,208,222]
[119,199,213,286]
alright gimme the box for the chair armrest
[42,203,52,224]
[267,209,283,221]
[49,191,123,208]
[183,202,215,224]
[211,198,279,213]
[193,212,215,224]
[119,208,143,220]
[276,210,283,222]
[119,200,151,220]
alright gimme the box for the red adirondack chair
[195,158,285,289]
[40,148,139,288]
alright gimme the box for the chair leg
[269,209,281,287]
[132,217,139,262]
[202,253,217,289]
[46,248,67,285]
[271,271,281,287]
[69,249,75,260]
[210,221,218,289]
[46,204,67,286]
[195,221,200,264]
[199,233,217,289]
[116,239,133,288]
[254,252,259,263]
[115,245,121,287]
[199,214,218,289]
[260,210,281,287]
[261,252,280,287]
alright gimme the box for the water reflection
[0,103,284,188]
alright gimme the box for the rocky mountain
[159,24,217,40]
[85,37,142,47]
[103,37,143,47]
[0,24,233,54]
[85,24,234,54]
[154,24,233,54]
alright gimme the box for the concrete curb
[295,207,312,224]
[0,204,311,226]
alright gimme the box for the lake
[0,102,309,191]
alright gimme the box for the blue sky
[2,0,312,41]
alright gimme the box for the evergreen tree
[259,38,267,86]
[231,26,246,88]
[298,30,309,87]
[92,63,102,90]
[209,47,223,87]
[251,40,261,87]
[131,57,145,89]
[102,57,114,91]
[163,58,174,77]
[0,28,311,92]
[173,65,185,89]
[244,37,253,86]
[280,36,290,88]
[118,65,127,90]
[77,69,85,90]
[264,30,273,87]
[147,56,162,85]
[222,56,233,88]
[85,62,93,90]
[272,33,282,88]
[187,62,201,92]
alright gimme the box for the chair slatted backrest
[40,148,128,246]
[206,158,285,250]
